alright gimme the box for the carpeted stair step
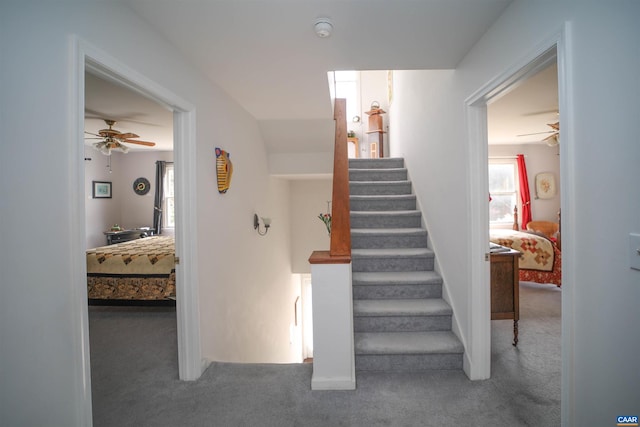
[350,181,412,196]
[349,168,408,182]
[350,194,416,211]
[349,158,405,169]
[354,331,464,371]
[351,248,434,272]
[351,210,422,229]
[351,228,427,249]
[353,299,452,332]
[352,271,443,300]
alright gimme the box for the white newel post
[309,261,355,390]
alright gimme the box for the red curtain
[516,154,531,229]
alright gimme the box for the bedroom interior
[84,71,176,303]
[487,58,562,287]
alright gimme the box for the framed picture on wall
[535,172,556,199]
[92,181,112,199]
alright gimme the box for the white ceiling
[84,1,560,152]
[85,73,174,151]
[487,63,559,144]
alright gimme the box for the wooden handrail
[329,98,351,258]
[309,98,351,265]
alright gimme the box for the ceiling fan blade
[548,122,560,131]
[543,132,559,141]
[123,139,156,147]
[522,109,559,117]
[517,130,555,137]
[115,132,139,139]
[85,130,101,137]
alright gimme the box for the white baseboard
[311,375,356,391]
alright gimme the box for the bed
[489,228,561,286]
[489,208,562,287]
[87,235,176,301]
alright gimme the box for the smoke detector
[314,18,333,38]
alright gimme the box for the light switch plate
[630,233,640,271]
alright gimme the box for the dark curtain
[516,154,532,229]
[153,160,166,235]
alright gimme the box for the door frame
[70,36,203,422]
[464,22,574,422]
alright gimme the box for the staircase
[349,158,464,371]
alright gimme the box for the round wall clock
[133,177,151,195]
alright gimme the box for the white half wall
[310,262,355,390]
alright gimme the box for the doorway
[84,69,179,403]
[464,26,572,385]
[486,58,562,392]
[72,42,203,416]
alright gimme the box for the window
[489,159,518,225]
[163,164,175,228]
[333,70,360,127]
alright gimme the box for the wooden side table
[490,247,520,345]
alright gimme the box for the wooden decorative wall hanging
[215,147,233,193]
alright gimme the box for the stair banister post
[308,98,355,391]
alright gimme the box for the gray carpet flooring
[89,281,561,426]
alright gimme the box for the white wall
[289,179,333,273]
[118,151,173,232]
[488,144,561,225]
[391,1,640,424]
[358,70,390,158]
[84,148,123,248]
[0,2,297,425]
[84,149,174,249]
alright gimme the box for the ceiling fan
[85,119,156,155]
[517,122,559,146]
